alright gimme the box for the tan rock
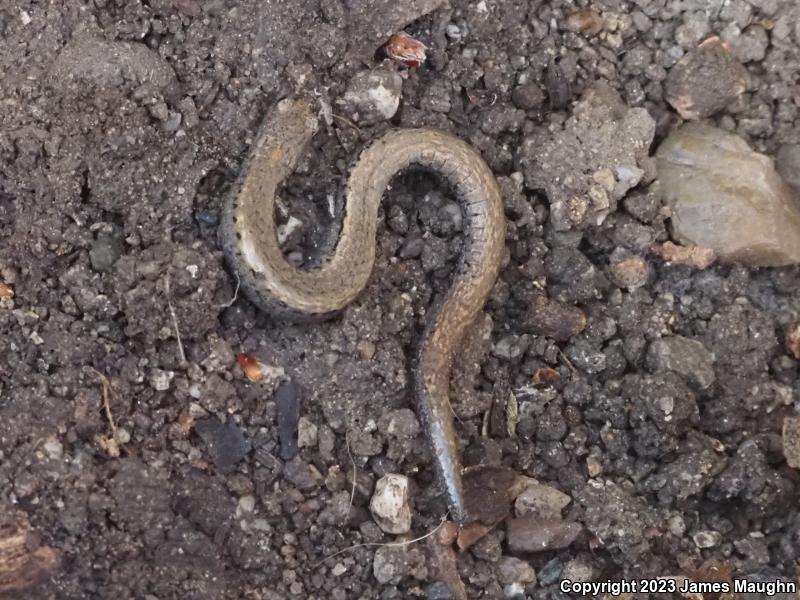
[783,416,800,469]
[657,123,800,266]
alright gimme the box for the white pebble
[43,436,63,460]
[369,474,412,534]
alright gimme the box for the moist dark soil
[2,0,800,598]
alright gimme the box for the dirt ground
[2,0,800,598]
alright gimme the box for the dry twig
[164,274,186,364]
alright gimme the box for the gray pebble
[537,558,564,586]
[426,582,454,600]
[725,24,769,63]
[515,482,571,519]
[665,36,749,120]
[387,204,409,234]
[283,455,322,490]
[511,83,545,110]
[195,416,251,473]
[90,230,124,272]
[504,583,525,598]
[342,69,402,125]
[507,515,582,552]
[674,12,710,48]
[498,556,536,586]
[378,408,420,439]
[373,546,409,585]
[420,80,452,114]
[646,335,715,389]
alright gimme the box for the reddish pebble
[383,32,427,68]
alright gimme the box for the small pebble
[148,369,174,391]
[283,456,322,490]
[782,416,800,469]
[503,583,525,599]
[497,556,536,586]
[379,408,421,439]
[511,83,545,110]
[425,581,454,600]
[194,416,250,473]
[373,546,408,585]
[608,251,650,290]
[514,482,571,519]
[562,557,593,583]
[657,123,800,266]
[521,295,587,342]
[507,516,582,552]
[89,230,124,272]
[43,436,64,460]
[342,69,402,125]
[693,530,722,548]
[297,416,318,449]
[237,495,256,514]
[646,335,716,389]
[665,36,749,120]
[369,473,412,534]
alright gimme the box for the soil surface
[2,0,800,598]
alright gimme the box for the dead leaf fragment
[383,32,427,67]
[651,241,716,269]
[533,367,561,385]
[237,352,264,382]
[0,282,13,299]
[565,9,603,35]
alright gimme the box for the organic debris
[237,352,264,382]
[651,241,716,269]
[383,32,427,67]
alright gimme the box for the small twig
[313,515,448,567]
[218,272,241,308]
[164,274,186,364]
[91,368,117,437]
[332,113,362,132]
[557,348,577,374]
[345,430,357,520]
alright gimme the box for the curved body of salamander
[219,98,506,522]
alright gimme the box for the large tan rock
[656,123,800,266]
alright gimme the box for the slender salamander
[219,98,506,522]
